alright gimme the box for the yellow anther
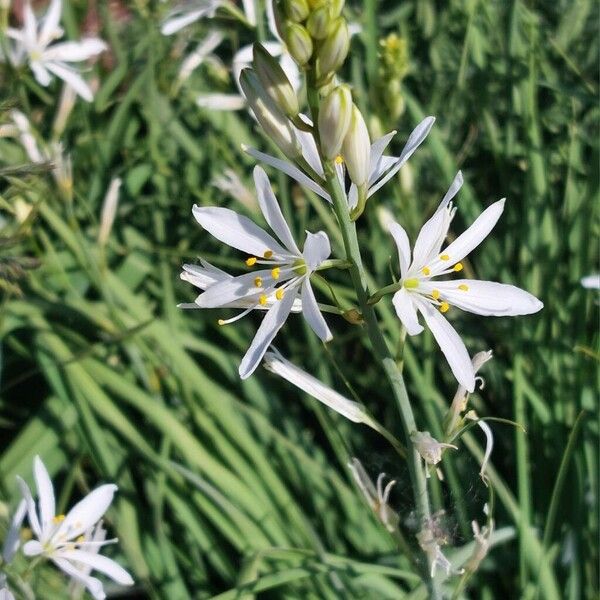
[440,302,450,313]
[458,284,469,291]
[263,250,273,259]
[245,256,257,267]
[422,267,431,276]
[453,262,464,272]
[334,155,344,165]
[259,294,267,305]
[271,267,281,280]
[440,254,450,261]
[275,288,285,300]
[76,535,86,543]
[254,276,263,287]
[431,289,440,300]
[53,515,65,524]
[217,319,226,326]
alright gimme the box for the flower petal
[415,298,475,392]
[263,351,367,422]
[44,39,106,62]
[253,166,301,255]
[193,269,272,308]
[180,260,231,291]
[238,290,297,379]
[16,476,41,538]
[54,549,134,585]
[31,62,53,87]
[53,484,117,543]
[388,221,411,278]
[431,279,543,316]
[301,280,332,342]
[196,93,247,111]
[51,557,106,600]
[392,289,424,336]
[368,131,396,186]
[3,500,27,562]
[22,540,43,556]
[161,6,216,35]
[39,0,63,47]
[192,205,288,258]
[43,62,93,101]
[33,456,55,534]
[302,231,331,271]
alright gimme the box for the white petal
[263,352,367,422]
[238,290,297,379]
[33,456,55,533]
[415,298,475,392]
[368,131,396,186]
[476,419,494,483]
[161,9,211,35]
[39,0,63,47]
[388,221,411,278]
[241,0,257,24]
[433,199,505,272]
[44,39,106,62]
[22,540,43,556]
[53,484,117,543]
[31,62,53,87]
[301,280,332,342]
[439,170,464,208]
[243,145,331,201]
[23,1,37,48]
[54,550,134,585]
[0,586,15,600]
[180,261,231,290]
[196,93,247,111]
[581,274,600,289]
[302,231,330,271]
[347,458,377,507]
[297,126,324,176]
[192,205,288,258]
[431,280,543,316]
[52,557,106,600]
[3,500,27,562]
[193,269,272,308]
[253,166,301,255]
[16,476,41,538]
[44,62,93,101]
[392,289,423,336]
[368,116,435,197]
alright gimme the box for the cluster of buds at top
[274,0,349,87]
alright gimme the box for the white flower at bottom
[388,172,543,392]
[17,456,133,600]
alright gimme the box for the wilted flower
[17,456,134,600]
[5,0,106,101]
[388,171,543,391]
[411,430,457,475]
[416,524,453,578]
[98,178,122,247]
[464,514,494,574]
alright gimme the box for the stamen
[453,262,463,272]
[259,294,267,305]
[76,535,86,543]
[334,155,344,165]
[254,276,263,287]
[218,307,255,325]
[458,284,469,291]
[422,267,431,276]
[53,515,65,524]
[245,256,257,267]
[263,250,273,259]
[431,289,440,300]
[271,267,281,280]
[440,302,450,313]
[275,288,284,300]
[440,254,450,261]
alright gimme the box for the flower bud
[330,0,345,18]
[253,43,299,118]
[284,0,309,22]
[315,17,349,84]
[307,4,331,40]
[239,68,302,159]
[341,103,370,187]
[284,23,313,65]
[318,84,352,159]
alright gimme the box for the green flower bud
[318,84,352,159]
[272,0,287,39]
[239,68,302,159]
[284,23,314,65]
[330,0,345,18]
[253,43,299,118]
[284,0,309,22]
[307,4,331,40]
[315,17,349,84]
[341,103,370,188]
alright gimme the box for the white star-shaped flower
[17,456,133,600]
[388,171,543,391]
[186,166,332,378]
[5,0,106,101]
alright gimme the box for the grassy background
[0,0,598,598]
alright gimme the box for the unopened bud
[239,69,301,159]
[307,4,331,39]
[253,43,299,118]
[342,308,363,324]
[330,0,345,18]
[318,84,352,159]
[284,0,309,22]
[341,103,370,188]
[284,23,313,65]
[315,17,349,84]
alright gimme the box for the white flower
[411,431,457,471]
[244,116,435,210]
[0,585,15,600]
[2,499,26,564]
[5,0,106,101]
[263,351,368,423]
[581,274,600,289]
[17,456,134,600]
[388,171,543,391]
[161,0,226,35]
[186,166,332,378]
[348,458,399,532]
